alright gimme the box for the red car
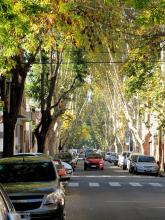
[84,153,104,170]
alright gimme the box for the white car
[127,152,141,170]
[118,151,131,170]
[129,155,159,175]
[62,161,73,177]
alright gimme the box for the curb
[159,172,165,177]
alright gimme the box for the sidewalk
[159,170,165,177]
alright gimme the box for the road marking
[72,175,157,178]
[89,182,100,187]
[129,182,142,186]
[68,182,79,187]
[109,182,121,186]
[149,183,163,187]
[67,181,164,188]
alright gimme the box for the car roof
[0,155,52,164]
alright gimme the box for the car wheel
[154,173,159,177]
[84,164,87,170]
[133,167,137,174]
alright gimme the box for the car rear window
[0,162,56,183]
[138,156,155,163]
[87,154,102,159]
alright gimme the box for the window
[0,162,56,183]
[138,156,155,163]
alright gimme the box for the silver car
[129,155,159,176]
[127,152,141,170]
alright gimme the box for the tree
[1,0,122,156]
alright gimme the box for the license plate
[21,213,31,220]
[145,169,151,172]
[91,165,96,167]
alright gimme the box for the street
[65,160,165,220]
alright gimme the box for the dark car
[0,155,65,220]
[84,153,104,170]
[0,183,21,220]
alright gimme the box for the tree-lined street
[0,1,165,219]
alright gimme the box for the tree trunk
[35,112,52,153]
[3,116,16,157]
[159,128,164,171]
[2,63,26,157]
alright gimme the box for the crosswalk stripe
[129,182,142,186]
[68,181,164,188]
[149,183,163,187]
[109,182,121,186]
[89,182,100,187]
[68,182,79,187]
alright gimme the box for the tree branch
[51,75,79,109]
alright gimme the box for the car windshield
[87,154,102,159]
[0,162,56,183]
[138,156,155,163]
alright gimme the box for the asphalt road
[65,160,165,220]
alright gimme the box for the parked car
[0,183,21,220]
[105,152,118,165]
[53,158,70,181]
[127,152,141,170]
[118,151,131,169]
[62,161,74,178]
[84,153,104,170]
[129,154,159,175]
[0,155,66,220]
[55,152,76,170]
